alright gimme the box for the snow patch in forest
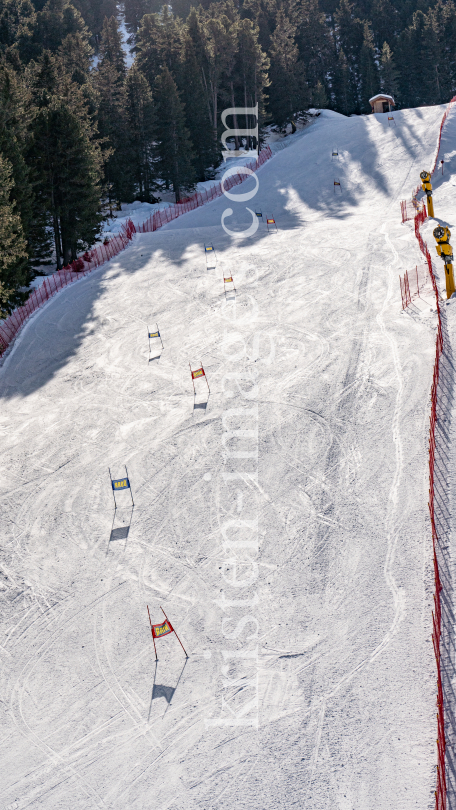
[91,11,134,71]
[118,14,134,68]
[102,200,172,239]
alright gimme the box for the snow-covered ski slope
[0,105,451,810]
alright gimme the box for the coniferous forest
[1,0,456,314]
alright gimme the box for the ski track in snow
[369,220,405,663]
[0,105,451,810]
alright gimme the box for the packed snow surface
[0,105,451,809]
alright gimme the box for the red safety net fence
[0,146,273,359]
[430,98,456,175]
[409,94,456,810]
[400,197,425,223]
[0,222,135,358]
[401,95,456,226]
[399,259,435,309]
[420,219,446,810]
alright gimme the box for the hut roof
[368,94,395,104]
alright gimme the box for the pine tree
[369,0,398,51]
[28,53,104,267]
[397,10,432,107]
[296,0,334,100]
[125,65,157,201]
[192,2,268,150]
[218,9,245,149]
[135,7,183,89]
[0,59,50,266]
[91,0,118,41]
[359,22,379,111]
[154,66,195,202]
[0,0,36,59]
[334,0,364,112]
[202,6,238,136]
[242,0,277,54]
[0,153,29,317]
[57,30,93,85]
[268,7,309,126]
[171,0,194,21]
[185,6,227,152]
[333,47,355,114]
[186,6,208,70]
[380,42,399,99]
[236,18,269,145]
[24,0,90,62]
[186,7,212,117]
[69,0,118,43]
[425,1,456,105]
[311,80,329,107]
[177,35,221,180]
[124,0,157,39]
[95,60,133,208]
[95,16,134,208]
[31,98,104,266]
[134,13,162,86]
[98,14,126,79]
[0,61,33,229]
[421,12,441,105]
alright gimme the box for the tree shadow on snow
[0,106,451,404]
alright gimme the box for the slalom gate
[404,93,456,810]
[0,146,273,360]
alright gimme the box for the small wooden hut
[369,94,395,113]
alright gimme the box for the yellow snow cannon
[420,170,434,218]
[433,225,455,298]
